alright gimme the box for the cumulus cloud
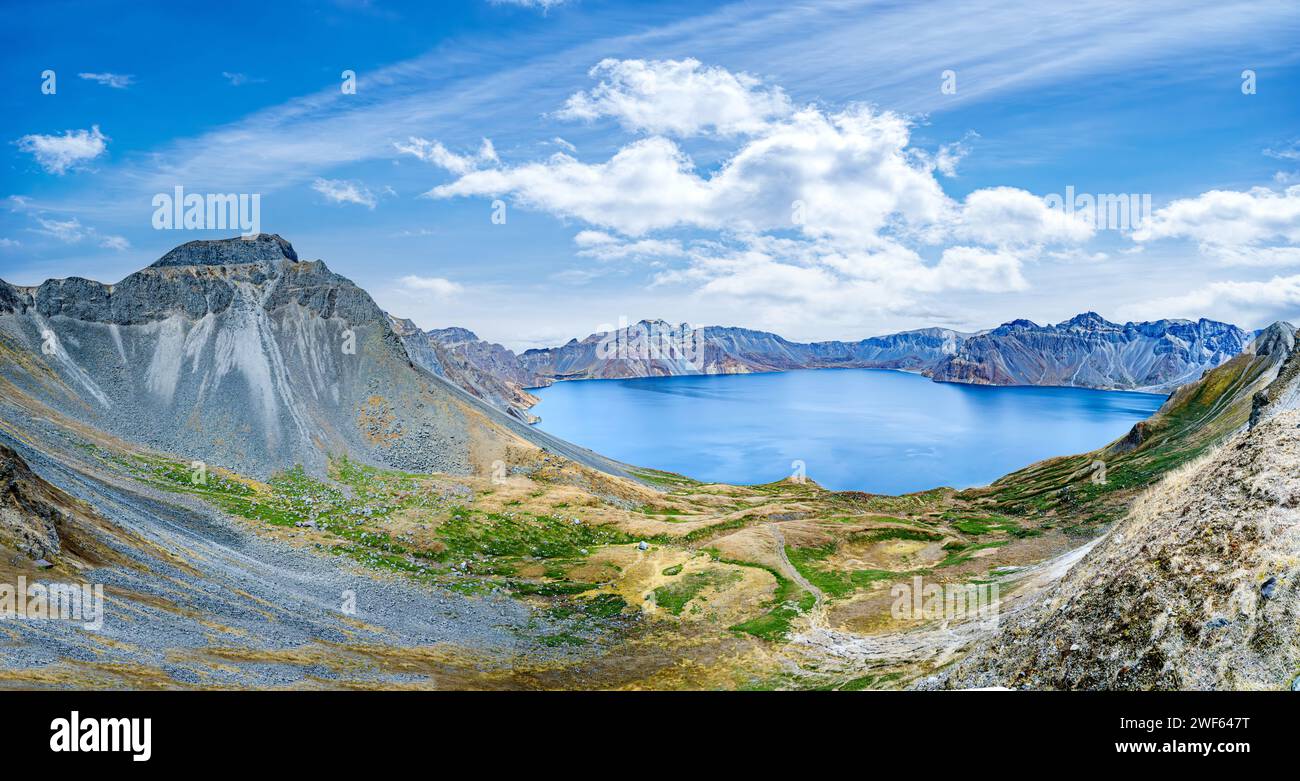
[16,125,108,174]
[424,59,1098,322]
[929,246,1030,292]
[954,187,1095,247]
[399,275,463,298]
[1134,274,1300,329]
[557,58,792,137]
[1133,185,1300,265]
[432,106,976,246]
[312,177,378,208]
[78,72,133,89]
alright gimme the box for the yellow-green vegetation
[652,568,742,615]
[726,562,816,641]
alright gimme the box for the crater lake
[530,368,1167,494]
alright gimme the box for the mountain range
[390,312,1252,420]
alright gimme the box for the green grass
[435,507,633,560]
[652,568,742,616]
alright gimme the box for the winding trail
[768,522,826,627]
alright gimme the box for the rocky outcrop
[0,442,66,561]
[921,322,1300,690]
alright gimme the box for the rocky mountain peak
[1058,311,1116,331]
[1251,321,1297,358]
[149,233,299,269]
[427,326,481,343]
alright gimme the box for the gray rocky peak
[150,233,299,268]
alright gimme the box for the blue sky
[3,0,1300,349]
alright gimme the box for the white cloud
[221,72,265,87]
[556,58,792,136]
[432,105,973,246]
[1133,273,1300,328]
[78,72,133,89]
[1133,185,1300,264]
[929,131,979,177]
[432,88,1087,255]
[33,217,86,243]
[954,186,1095,247]
[1264,140,1300,162]
[25,214,129,252]
[312,177,378,208]
[394,137,498,174]
[400,275,463,298]
[429,61,1102,326]
[0,238,19,249]
[929,246,1030,292]
[490,0,569,11]
[15,126,108,175]
[573,230,685,261]
[649,234,1029,329]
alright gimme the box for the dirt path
[768,522,826,627]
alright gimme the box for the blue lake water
[531,368,1167,494]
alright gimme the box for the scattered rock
[1261,576,1278,600]
[33,559,54,569]
[637,541,648,551]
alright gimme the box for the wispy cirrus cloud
[78,72,133,89]
[221,72,266,87]
[48,0,1300,203]
[490,0,570,12]
[394,137,498,174]
[312,177,379,208]
[27,215,128,250]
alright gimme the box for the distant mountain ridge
[929,312,1251,392]
[387,316,541,422]
[390,313,1251,418]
